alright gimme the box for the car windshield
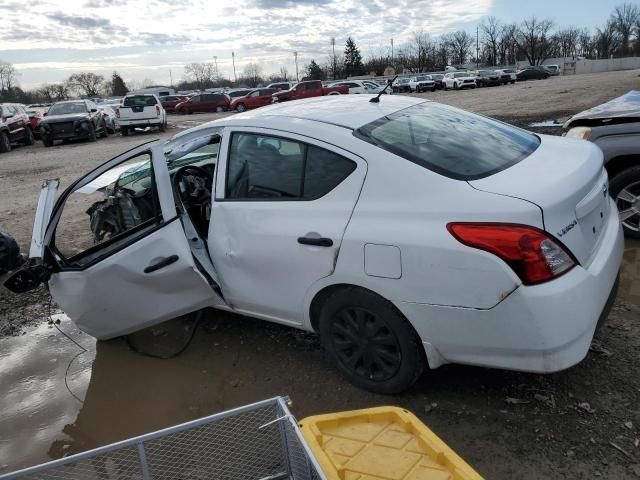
[355,102,540,180]
[124,96,157,107]
[454,73,468,78]
[502,70,514,73]
[48,102,87,115]
[415,76,429,81]
[479,70,494,75]
[432,74,443,79]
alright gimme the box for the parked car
[160,95,189,113]
[430,74,445,89]
[565,90,640,238]
[230,88,277,112]
[494,68,517,85]
[174,93,230,114]
[25,106,47,139]
[472,70,501,87]
[408,75,436,93]
[40,100,107,147]
[332,80,386,95]
[0,103,35,152]
[544,64,560,76]
[266,82,296,91]
[7,95,622,394]
[516,67,550,81]
[97,105,118,133]
[226,89,253,100]
[272,80,348,102]
[117,94,167,136]
[443,72,476,90]
[392,78,411,93]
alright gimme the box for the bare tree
[481,17,501,66]
[578,28,596,58]
[278,66,289,81]
[554,27,581,57]
[183,62,217,90]
[0,62,18,95]
[449,30,474,66]
[612,2,640,56]
[518,17,555,65]
[241,62,264,87]
[498,23,519,65]
[67,72,104,97]
[435,34,453,69]
[595,20,622,58]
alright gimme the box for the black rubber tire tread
[88,123,97,142]
[23,127,35,145]
[100,121,108,138]
[121,127,129,137]
[0,131,10,153]
[318,286,426,394]
[609,166,640,239]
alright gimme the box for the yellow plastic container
[299,406,484,480]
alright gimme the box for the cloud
[0,0,494,88]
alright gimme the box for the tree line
[1,2,639,103]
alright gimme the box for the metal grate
[1,397,326,480]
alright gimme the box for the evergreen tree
[111,72,129,96]
[343,37,365,77]
[306,60,325,80]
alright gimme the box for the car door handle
[297,236,333,247]
[144,255,179,273]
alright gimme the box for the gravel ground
[1,69,640,479]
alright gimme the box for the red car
[174,93,230,114]
[230,88,277,112]
[271,80,349,103]
[25,107,47,138]
[159,95,188,113]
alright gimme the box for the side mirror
[91,108,98,113]
[43,112,47,116]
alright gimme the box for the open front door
[24,141,224,339]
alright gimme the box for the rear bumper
[395,203,624,372]
[120,119,163,128]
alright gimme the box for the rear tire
[43,137,52,147]
[236,103,246,112]
[121,127,129,137]
[23,127,35,145]
[215,106,224,113]
[100,120,108,138]
[159,121,166,132]
[454,82,458,90]
[431,86,435,92]
[609,166,640,239]
[0,131,10,153]
[318,286,426,394]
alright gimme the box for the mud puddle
[1,240,639,478]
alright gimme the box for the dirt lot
[1,69,640,478]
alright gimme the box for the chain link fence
[0,397,326,480]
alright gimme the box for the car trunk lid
[469,135,609,265]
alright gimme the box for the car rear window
[355,102,540,180]
[124,96,157,107]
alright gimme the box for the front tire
[23,127,35,145]
[121,127,129,137]
[215,106,224,113]
[236,103,246,112]
[610,166,640,239]
[100,120,108,138]
[319,287,426,394]
[0,131,10,153]
[454,82,459,90]
[87,123,97,142]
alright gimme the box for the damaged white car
[6,95,623,393]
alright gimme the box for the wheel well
[605,155,640,180]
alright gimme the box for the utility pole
[391,38,394,64]
[331,37,336,80]
[476,25,480,68]
[169,69,173,88]
[232,52,237,83]
[293,51,299,82]
[213,55,218,78]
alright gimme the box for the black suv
[40,100,108,147]
[0,103,35,153]
[516,67,550,81]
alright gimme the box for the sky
[0,0,630,89]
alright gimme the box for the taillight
[447,223,576,286]
[115,107,120,118]
[156,105,160,116]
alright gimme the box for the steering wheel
[173,164,213,219]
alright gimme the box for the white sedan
[7,95,623,394]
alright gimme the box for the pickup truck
[271,80,348,103]
[565,91,640,239]
[117,94,167,136]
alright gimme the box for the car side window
[191,96,200,102]
[249,91,260,97]
[54,153,162,266]
[226,133,356,200]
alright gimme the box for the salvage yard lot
[1,69,640,479]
